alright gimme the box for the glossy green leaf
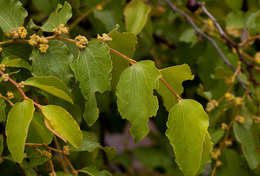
[233,121,260,169]
[124,0,151,35]
[0,98,6,122]
[116,60,161,142]
[166,99,211,176]
[69,131,101,152]
[1,57,32,71]
[108,30,137,90]
[79,166,112,176]
[157,64,194,111]
[42,105,82,148]
[6,100,35,163]
[24,76,73,104]
[0,0,28,32]
[27,113,53,144]
[41,2,72,32]
[31,40,74,85]
[71,40,112,126]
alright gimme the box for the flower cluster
[75,35,88,49]
[53,24,69,35]
[97,33,112,42]
[28,34,49,53]
[9,26,27,39]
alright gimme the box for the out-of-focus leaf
[32,0,57,14]
[24,76,73,104]
[166,99,211,176]
[41,2,72,32]
[108,30,137,89]
[245,11,260,35]
[0,0,28,32]
[27,113,53,144]
[124,0,151,35]
[1,57,32,71]
[0,98,6,122]
[226,0,243,10]
[179,28,196,44]
[42,105,82,148]
[157,64,194,111]
[210,129,225,144]
[116,60,161,142]
[71,40,112,126]
[31,40,74,85]
[6,100,35,163]
[69,131,101,152]
[79,166,112,176]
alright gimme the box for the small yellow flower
[0,47,2,53]
[10,29,19,39]
[39,44,49,53]
[254,52,260,64]
[224,139,233,147]
[97,33,112,42]
[235,97,243,105]
[1,73,9,82]
[211,149,221,160]
[216,160,222,167]
[53,24,69,35]
[96,4,103,11]
[221,123,229,130]
[226,26,241,38]
[206,99,218,112]
[224,92,235,101]
[235,115,245,124]
[75,35,88,49]
[17,26,27,39]
[19,81,25,88]
[6,92,14,99]
[0,64,5,71]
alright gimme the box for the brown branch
[199,2,258,87]
[0,94,14,106]
[25,143,68,155]
[240,35,260,47]
[69,0,111,29]
[164,0,248,91]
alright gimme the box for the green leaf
[0,0,28,32]
[216,149,251,176]
[24,76,73,104]
[71,40,112,126]
[108,30,137,90]
[0,134,3,156]
[42,105,82,148]
[6,100,35,163]
[30,40,74,85]
[225,0,243,10]
[166,99,211,176]
[79,166,112,176]
[69,131,101,152]
[116,60,161,142]
[245,11,260,35]
[1,57,32,71]
[22,147,50,169]
[0,98,6,122]
[41,2,72,32]
[198,132,213,173]
[27,113,53,144]
[233,121,260,169]
[179,28,197,44]
[124,0,151,35]
[157,64,194,111]
[32,0,57,14]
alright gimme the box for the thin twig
[69,0,111,29]
[25,143,68,155]
[199,2,258,86]
[0,94,14,106]
[164,0,248,90]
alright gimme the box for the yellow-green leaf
[24,76,73,104]
[157,64,194,111]
[42,105,82,148]
[116,60,161,142]
[166,99,211,176]
[124,0,151,35]
[6,100,35,163]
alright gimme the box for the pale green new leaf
[1,57,32,71]
[71,40,112,126]
[42,105,82,148]
[233,121,260,169]
[30,40,74,85]
[0,0,28,32]
[124,0,151,35]
[6,100,35,163]
[0,98,6,122]
[41,2,72,32]
[166,99,211,176]
[116,60,161,142]
[24,76,73,104]
[79,166,112,176]
[27,113,53,145]
[108,30,137,90]
[157,64,194,111]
